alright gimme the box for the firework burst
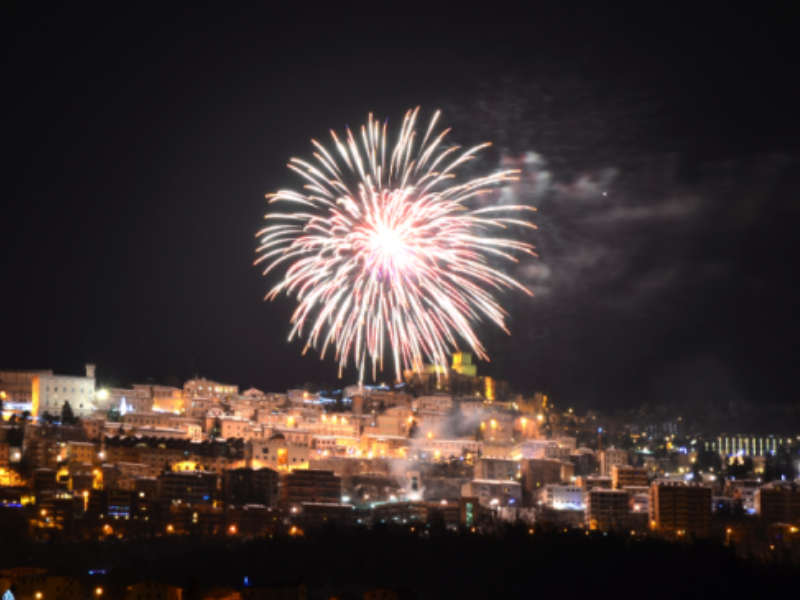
[256,108,537,381]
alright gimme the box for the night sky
[3,5,798,411]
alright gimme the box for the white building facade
[31,365,97,419]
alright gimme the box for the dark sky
[2,5,798,411]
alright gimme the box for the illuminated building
[414,395,453,413]
[649,481,712,535]
[376,405,414,436]
[409,438,482,462]
[101,462,149,490]
[184,378,238,398]
[305,413,359,438]
[585,489,629,531]
[575,475,612,490]
[626,487,650,514]
[611,465,649,489]
[280,469,341,512]
[511,440,569,460]
[598,448,629,477]
[104,436,246,477]
[64,441,95,467]
[0,442,8,470]
[537,484,585,510]
[755,482,800,525]
[474,458,519,481]
[247,433,309,471]
[361,434,408,458]
[0,369,53,406]
[216,416,255,439]
[31,365,96,419]
[122,412,202,436]
[451,352,477,377]
[461,479,522,508]
[287,389,316,406]
[311,435,359,458]
[706,433,789,457]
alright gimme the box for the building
[724,479,760,514]
[755,482,800,525]
[521,458,565,492]
[225,504,281,536]
[12,575,82,600]
[125,581,183,600]
[247,433,309,471]
[474,458,519,481]
[451,352,477,377]
[291,502,354,528]
[649,481,712,536]
[0,369,52,404]
[576,475,612,490]
[65,441,96,466]
[461,479,522,508]
[375,406,414,437]
[536,484,585,510]
[414,395,453,413]
[569,448,598,476]
[585,489,629,531]
[373,500,429,524]
[280,469,341,511]
[157,470,217,509]
[707,434,790,457]
[31,365,97,419]
[0,442,9,470]
[598,448,628,477]
[184,378,238,398]
[410,438,482,462]
[222,467,279,508]
[612,465,648,489]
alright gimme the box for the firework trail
[256,108,537,382]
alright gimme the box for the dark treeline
[1,524,798,598]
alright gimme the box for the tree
[408,419,419,438]
[107,405,122,423]
[61,401,76,425]
[40,411,57,424]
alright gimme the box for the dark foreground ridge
[1,524,798,599]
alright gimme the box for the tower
[86,364,96,379]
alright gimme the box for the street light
[95,588,103,597]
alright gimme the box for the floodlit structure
[31,365,97,419]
